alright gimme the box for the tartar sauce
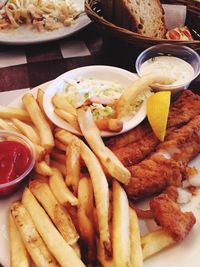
[140,56,194,86]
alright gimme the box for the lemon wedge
[147,91,171,142]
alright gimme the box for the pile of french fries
[0,88,175,267]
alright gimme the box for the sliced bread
[101,0,167,39]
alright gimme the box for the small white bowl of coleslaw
[43,65,149,137]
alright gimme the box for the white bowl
[43,65,147,137]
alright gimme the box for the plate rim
[42,65,148,138]
[0,12,90,45]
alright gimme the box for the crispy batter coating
[125,155,185,201]
[124,114,200,201]
[159,115,200,163]
[107,91,200,167]
[150,193,196,241]
[167,90,200,128]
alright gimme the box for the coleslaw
[62,77,151,120]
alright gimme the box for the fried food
[125,155,184,201]
[112,180,130,267]
[10,201,59,267]
[141,229,175,260]
[9,212,30,267]
[77,178,96,265]
[129,208,143,267]
[150,192,196,241]
[77,108,131,185]
[116,74,173,119]
[49,167,78,207]
[22,93,54,150]
[35,161,53,176]
[0,105,31,122]
[66,137,81,194]
[22,188,86,267]
[124,115,200,201]
[108,91,200,166]
[29,178,79,245]
[95,118,123,132]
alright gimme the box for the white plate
[43,65,147,137]
[0,82,200,267]
[0,0,90,45]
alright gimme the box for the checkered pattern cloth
[0,23,199,105]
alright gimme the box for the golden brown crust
[150,193,196,241]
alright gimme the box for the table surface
[0,23,199,101]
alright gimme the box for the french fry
[9,212,30,267]
[116,74,173,119]
[44,154,50,165]
[22,93,54,150]
[141,229,175,260]
[55,129,74,145]
[37,88,54,130]
[129,207,143,267]
[55,129,111,254]
[0,118,19,132]
[66,137,81,194]
[77,108,131,185]
[22,188,85,267]
[112,180,130,267]
[29,178,79,245]
[35,161,53,176]
[12,118,40,145]
[36,88,46,114]
[54,108,80,132]
[97,239,114,267]
[50,160,66,176]
[80,139,111,256]
[10,201,59,267]
[0,105,30,122]
[95,118,123,132]
[77,178,96,264]
[71,243,81,258]
[34,144,46,162]
[49,168,78,207]
[55,139,67,151]
[52,93,77,116]
[51,149,66,164]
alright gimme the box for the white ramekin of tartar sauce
[136,44,200,93]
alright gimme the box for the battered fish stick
[125,115,200,201]
[108,91,200,167]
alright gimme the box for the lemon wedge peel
[147,91,171,142]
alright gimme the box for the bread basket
[85,0,200,51]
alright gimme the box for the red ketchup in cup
[0,131,35,197]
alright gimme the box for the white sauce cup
[135,44,200,93]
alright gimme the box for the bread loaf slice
[113,0,167,38]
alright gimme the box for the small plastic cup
[135,44,200,93]
[0,130,35,197]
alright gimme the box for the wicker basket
[85,0,200,51]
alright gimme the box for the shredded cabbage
[62,77,151,120]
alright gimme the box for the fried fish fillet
[150,192,196,241]
[124,115,200,201]
[107,91,200,167]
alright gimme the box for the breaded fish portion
[150,193,196,241]
[167,90,200,128]
[159,115,200,163]
[125,155,185,201]
[108,91,200,167]
[125,115,200,201]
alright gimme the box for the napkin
[162,4,187,30]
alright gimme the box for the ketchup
[0,141,32,184]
